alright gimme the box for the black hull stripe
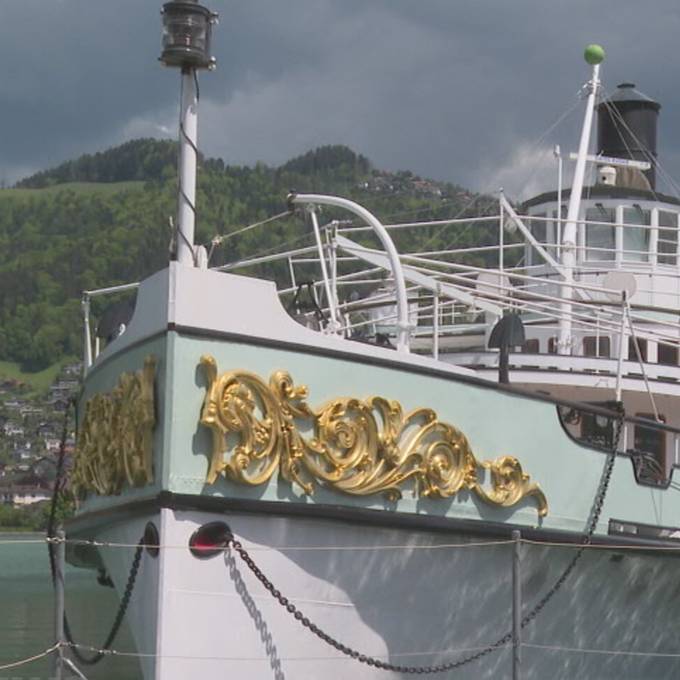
[65,491,680,556]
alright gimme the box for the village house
[3,422,25,437]
[20,405,43,418]
[36,422,56,438]
[44,437,62,453]
[0,485,50,506]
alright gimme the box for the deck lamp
[160,0,217,70]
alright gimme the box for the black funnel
[597,83,660,190]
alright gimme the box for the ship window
[628,337,647,362]
[658,343,678,366]
[622,207,650,262]
[523,339,539,353]
[585,207,615,261]
[632,413,667,486]
[580,412,615,449]
[658,211,678,265]
[583,336,611,358]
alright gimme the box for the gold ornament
[73,356,156,495]
[199,356,547,517]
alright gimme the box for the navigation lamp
[584,44,605,65]
[160,0,217,70]
[189,522,232,558]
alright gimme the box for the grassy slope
[0,181,144,199]
[0,359,76,395]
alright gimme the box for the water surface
[0,533,141,679]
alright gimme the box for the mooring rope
[0,644,61,671]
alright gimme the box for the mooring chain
[47,399,146,666]
[228,408,626,674]
[228,535,510,674]
[64,540,145,666]
[520,407,624,628]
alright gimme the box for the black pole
[499,343,510,384]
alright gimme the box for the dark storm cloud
[2,1,680,197]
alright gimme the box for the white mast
[177,70,199,266]
[159,0,217,266]
[558,45,605,355]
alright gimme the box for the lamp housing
[160,0,217,70]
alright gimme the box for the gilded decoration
[199,356,548,517]
[72,356,156,496]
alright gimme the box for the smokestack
[597,83,660,190]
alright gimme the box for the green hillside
[2,181,145,199]
[0,140,502,371]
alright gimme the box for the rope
[523,642,680,659]
[1,537,514,550]
[5,535,680,552]
[0,644,61,670]
[6,637,680,667]
[59,640,680,661]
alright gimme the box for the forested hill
[0,140,496,371]
[15,139,179,188]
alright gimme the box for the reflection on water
[0,533,141,679]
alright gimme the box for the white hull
[90,507,680,680]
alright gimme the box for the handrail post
[512,529,522,680]
[499,189,505,274]
[308,208,339,332]
[433,286,440,360]
[81,295,92,375]
[53,528,65,680]
[615,291,627,402]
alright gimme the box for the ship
[54,6,680,679]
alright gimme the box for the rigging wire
[206,209,293,264]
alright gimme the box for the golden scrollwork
[72,356,156,496]
[199,356,548,517]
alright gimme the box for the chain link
[228,408,625,674]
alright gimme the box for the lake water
[0,533,141,679]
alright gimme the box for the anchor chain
[228,407,625,674]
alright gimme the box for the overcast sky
[2,1,680,200]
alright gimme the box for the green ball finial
[584,44,605,65]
